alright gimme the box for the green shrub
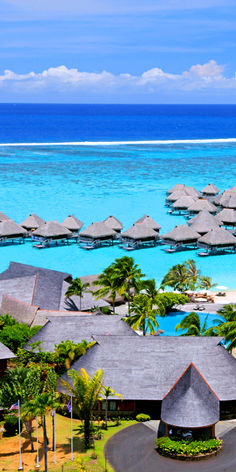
[156,437,222,457]
[4,415,22,437]
[136,413,151,422]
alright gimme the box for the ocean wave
[0,138,236,146]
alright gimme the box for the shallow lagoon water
[0,141,236,287]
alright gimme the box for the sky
[1,0,236,103]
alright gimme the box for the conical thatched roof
[162,224,200,242]
[172,196,196,210]
[217,209,236,225]
[214,193,224,205]
[0,220,27,238]
[21,213,45,230]
[184,186,200,197]
[224,194,236,209]
[0,212,10,222]
[61,214,83,231]
[79,222,117,239]
[104,215,123,231]
[121,223,160,240]
[33,221,72,239]
[228,186,236,193]
[201,183,220,195]
[167,184,185,195]
[188,210,220,234]
[134,215,161,231]
[166,190,188,202]
[198,227,236,247]
[188,199,217,214]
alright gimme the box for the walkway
[105,421,236,472]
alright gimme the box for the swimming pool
[157,311,219,336]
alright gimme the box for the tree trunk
[127,283,131,316]
[24,420,35,452]
[105,399,108,430]
[43,415,48,472]
[52,413,55,451]
[112,297,115,314]
[80,294,82,310]
[84,417,90,450]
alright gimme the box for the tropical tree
[198,276,217,291]
[65,278,90,310]
[214,304,236,351]
[0,313,40,353]
[93,267,120,313]
[137,278,159,301]
[112,256,145,315]
[125,293,159,335]
[53,339,92,372]
[175,312,217,336]
[161,263,190,292]
[155,292,189,315]
[61,368,104,449]
[0,366,41,451]
[102,386,122,429]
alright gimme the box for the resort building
[188,210,220,235]
[217,209,236,228]
[187,199,217,215]
[33,220,73,247]
[20,213,45,231]
[133,215,161,232]
[171,196,197,214]
[0,220,27,244]
[197,227,236,256]
[166,184,185,195]
[103,215,123,233]
[0,342,15,378]
[61,214,83,234]
[201,183,220,197]
[120,224,160,250]
[79,221,118,249]
[162,224,200,252]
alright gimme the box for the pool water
[157,311,219,336]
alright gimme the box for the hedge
[156,437,222,457]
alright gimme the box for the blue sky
[1,0,236,103]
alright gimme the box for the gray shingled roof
[33,221,72,239]
[61,215,83,231]
[0,220,27,238]
[26,315,137,352]
[121,224,160,240]
[188,210,220,234]
[0,275,36,306]
[198,227,236,247]
[188,199,217,214]
[201,183,220,196]
[134,215,161,231]
[59,336,236,401]
[217,209,236,226]
[79,222,117,239]
[0,262,71,310]
[162,224,200,243]
[172,196,196,210]
[0,341,15,360]
[20,213,45,230]
[103,216,123,231]
[167,184,185,195]
[161,363,219,428]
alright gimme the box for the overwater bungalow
[61,214,83,235]
[187,199,217,216]
[170,196,196,214]
[79,221,118,249]
[20,213,45,232]
[166,190,188,206]
[224,194,236,209]
[162,224,200,252]
[0,220,27,245]
[166,183,185,195]
[103,215,123,233]
[32,221,73,248]
[134,214,161,232]
[120,224,160,250]
[197,227,236,256]
[201,183,220,197]
[184,186,200,198]
[217,208,236,228]
[188,210,220,235]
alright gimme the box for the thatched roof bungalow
[166,190,188,204]
[166,184,185,195]
[103,215,123,233]
[184,186,200,198]
[33,221,72,240]
[201,183,220,197]
[21,213,45,231]
[121,224,160,249]
[134,215,161,232]
[0,220,27,242]
[188,210,220,235]
[162,224,200,251]
[217,209,236,227]
[61,214,83,232]
[198,227,236,254]
[0,212,10,222]
[171,196,196,214]
[224,194,236,209]
[187,199,217,215]
[79,222,117,249]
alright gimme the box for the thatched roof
[61,214,83,231]
[162,224,200,243]
[172,196,196,210]
[103,215,123,231]
[198,227,236,247]
[188,210,220,234]
[161,363,219,428]
[218,192,234,208]
[121,224,160,240]
[0,220,27,238]
[166,190,188,202]
[0,212,10,222]
[0,341,15,360]
[224,194,236,209]
[79,222,117,239]
[33,221,72,239]
[20,213,45,230]
[184,186,200,197]
[167,184,185,195]
[201,183,220,195]
[188,199,217,214]
[134,215,161,231]
[217,209,236,225]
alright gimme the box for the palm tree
[102,386,122,429]
[93,267,120,313]
[175,312,217,336]
[125,293,159,335]
[61,368,104,449]
[198,275,217,291]
[161,263,189,292]
[214,304,236,351]
[112,256,145,315]
[65,278,90,310]
[185,259,200,290]
[137,278,159,300]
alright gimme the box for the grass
[0,413,136,472]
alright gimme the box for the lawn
[0,414,136,472]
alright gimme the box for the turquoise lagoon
[0,141,236,287]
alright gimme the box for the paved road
[105,423,236,472]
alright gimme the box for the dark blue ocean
[0,103,236,295]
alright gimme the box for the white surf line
[1,138,236,146]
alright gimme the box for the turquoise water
[158,312,219,336]
[0,141,236,287]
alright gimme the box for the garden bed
[156,437,222,461]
